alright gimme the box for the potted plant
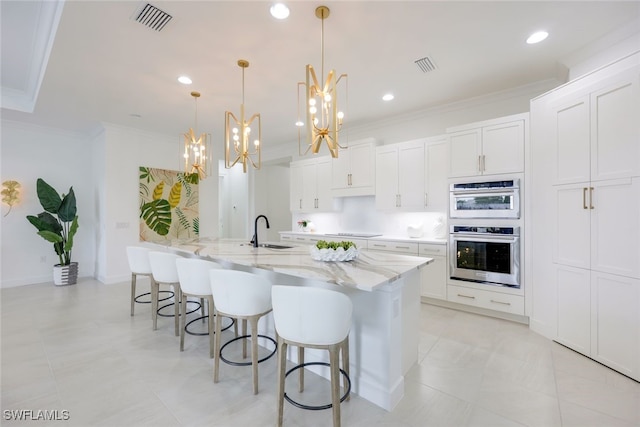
[297,219,314,232]
[26,178,79,285]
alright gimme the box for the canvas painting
[139,166,199,242]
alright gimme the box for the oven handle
[450,234,519,243]
[451,188,517,195]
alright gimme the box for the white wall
[99,123,220,284]
[0,121,96,287]
[253,163,291,242]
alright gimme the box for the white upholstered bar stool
[209,269,276,395]
[175,258,224,357]
[272,285,352,427]
[148,251,182,336]
[126,246,156,316]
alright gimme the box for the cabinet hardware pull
[583,187,588,209]
[482,155,486,172]
[373,244,385,247]
[490,299,511,305]
[458,294,475,299]
[478,156,482,173]
[296,237,305,241]
[396,246,410,249]
[424,193,428,207]
[590,187,594,209]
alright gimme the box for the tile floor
[1,278,639,426]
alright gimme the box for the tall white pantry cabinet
[530,53,640,381]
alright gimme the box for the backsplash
[292,196,447,239]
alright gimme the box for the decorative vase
[53,262,78,286]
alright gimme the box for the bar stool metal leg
[130,273,137,316]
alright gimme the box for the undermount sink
[258,243,293,249]
[240,243,293,249]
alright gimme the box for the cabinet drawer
[367,241,419,255]
[447,284,524,315]
[419,243,446,257]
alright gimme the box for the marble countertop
[156,237,432,292]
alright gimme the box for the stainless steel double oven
[449,179,521,288]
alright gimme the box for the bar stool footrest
[185,315,235,336]
[135,290,173,304]
[284,362,351,411]
[219,335,277,366]
[158,300,201,317]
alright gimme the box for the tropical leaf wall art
[139,166,199,242]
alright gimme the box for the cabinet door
[425,137,448,211]
[590,70,640,182]
[349,143,375,189]
[555,264,591,356]
[591,272,640,380]
[301,162,317,211]
[551,96,591,185]
[375,146,399,210]
[398,141,425,209]
[448,129,481,178]
[590,178,640,279]
[315,157,333,211]
[421,256,446,300]
[553,183,590,269]
[482,120,524,175]
[331,149,350,190]
[290,163,304,212]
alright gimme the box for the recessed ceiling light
[382,93,394,101]
[526,31,549,44]
[178,75,192,85]
[270,3,290,19]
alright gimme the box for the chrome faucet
[252,215,270,248]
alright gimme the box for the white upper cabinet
[290,156,337,213]
[332,139,377,197]
[290,162,304,212]
[375,136,448,212]
[552,68,640,185]
[375,140,425,210]
[447,113,527,178]
[590,72,640,181]
[424,135,448,211]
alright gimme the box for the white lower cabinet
[367,241,419,255]
[367,240,447,302]
[447,285,525,316]
[556,263,640,380]
[419,243,446,300]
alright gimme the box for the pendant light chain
[320,11,325,84]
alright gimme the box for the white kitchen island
[155,237,432,411]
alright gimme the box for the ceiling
[1,1,639,148]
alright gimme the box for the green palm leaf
[140,199,171,236]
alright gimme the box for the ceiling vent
[134,3,172,31]
[414,56,437,73]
